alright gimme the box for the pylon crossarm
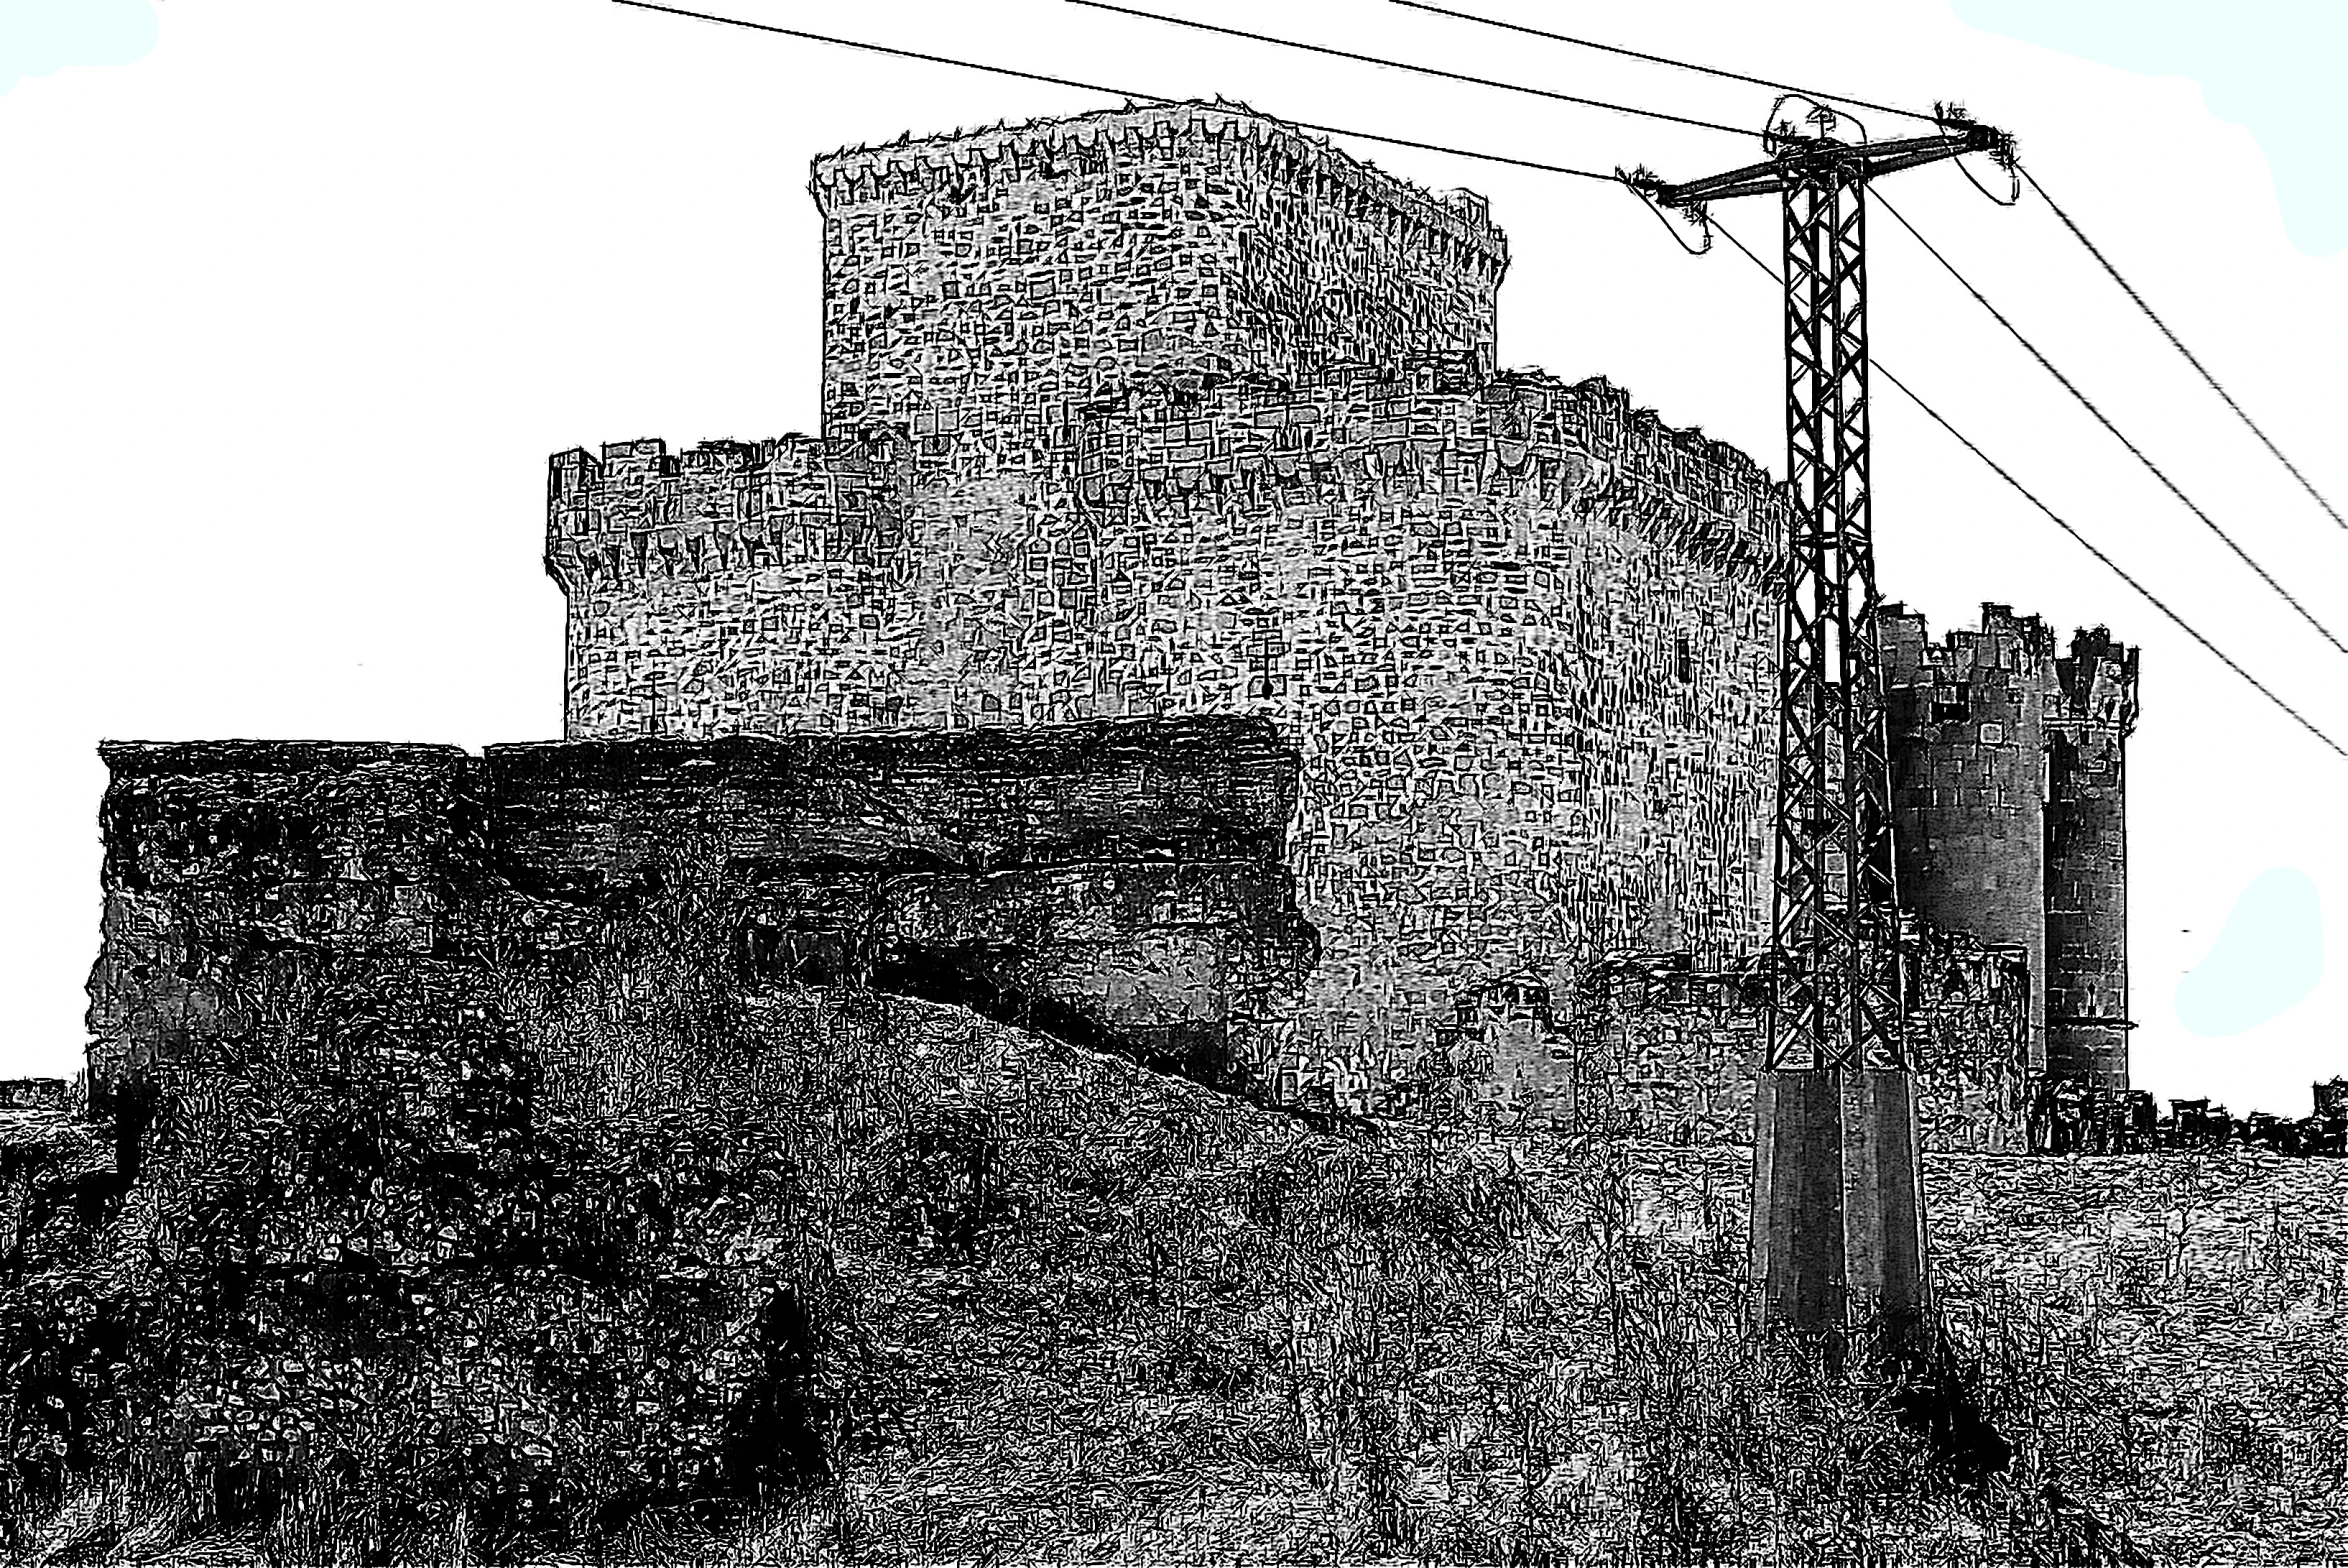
[1637,123,2007,209]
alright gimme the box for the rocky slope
[7,938,2339,1564]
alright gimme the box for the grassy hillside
[5,881,2338,1564]
[1932,1150,2348,1561]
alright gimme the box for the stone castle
[1883,606,2140,1092]
[81,101,2137,1144]
[539,100,2137,1123]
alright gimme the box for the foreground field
[4,962,2338,1563]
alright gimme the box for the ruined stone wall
[810,102,1506,450]
[86,719,1317,1105]
[1882,604,2057,1073]
[2046,627,2139,1091]
[86,741,469,1099]
[1480,929,2032,1152]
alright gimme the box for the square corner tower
[810,102,1508,447]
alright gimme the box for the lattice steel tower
[1633,105,2011,1350]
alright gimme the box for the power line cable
[610,0,1622,182]
[1387,0,1943,126]
[1710,217,2347,762]
[1879,363,2348,762]
[614,0,2341,754]
[1875,188,2348,661]
[2022,164,2346,532]
[1066,0,1753,137]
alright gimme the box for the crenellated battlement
[1881,601,2059,686]
[1073,362,1785,582]
[535,99,2131,1114]
[814,100,1507,440]
[2052,626,2141,735]
[549,358,1790,598]
[811,99,1509,279]
[545,431,919,594]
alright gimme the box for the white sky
[3,0,2342,1115]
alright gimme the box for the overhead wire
[1065,0,1754,137]
[614,0,2341,755]
[1711,219,2347,762]
[1873,189,2348,660]
[2021,165,2346,531]
[1386,0,1944,126]
[1403,0,2346,537]
[608,0,1623,182]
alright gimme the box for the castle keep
[549,102,1785,1096]
[544,101,2136,1117]
[87,721,1317,1105]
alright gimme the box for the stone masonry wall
[87,719,1319,1106]
[811,102,1506,451]
[2046,627,2139,1091]
[1882,604,2056,1074]
[548,361,1784,1105]
[548,101,2160,1119]
[1072,370,1780,1091]
[547,431,923,739]
[547,103,1785,1110]
[1470,928,2033,1152]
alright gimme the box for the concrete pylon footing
[1750,1067,1933,1356]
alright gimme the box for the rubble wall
[86,719,1318,1104]
[86,741,470,1098]
[1465,931,2034,1151]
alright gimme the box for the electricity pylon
[1630,105,2013,1352]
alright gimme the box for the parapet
[1071,360,1787,581]
[545,431,918,594]
[1880,602,2058,684]
[2052,626,2141,735]
[809,99,1509,279]
[547,358,1790,600]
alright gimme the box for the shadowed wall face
[86,718,1319,1105]
[2044,628,2139,1090]
[1882,604,2056,1074]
